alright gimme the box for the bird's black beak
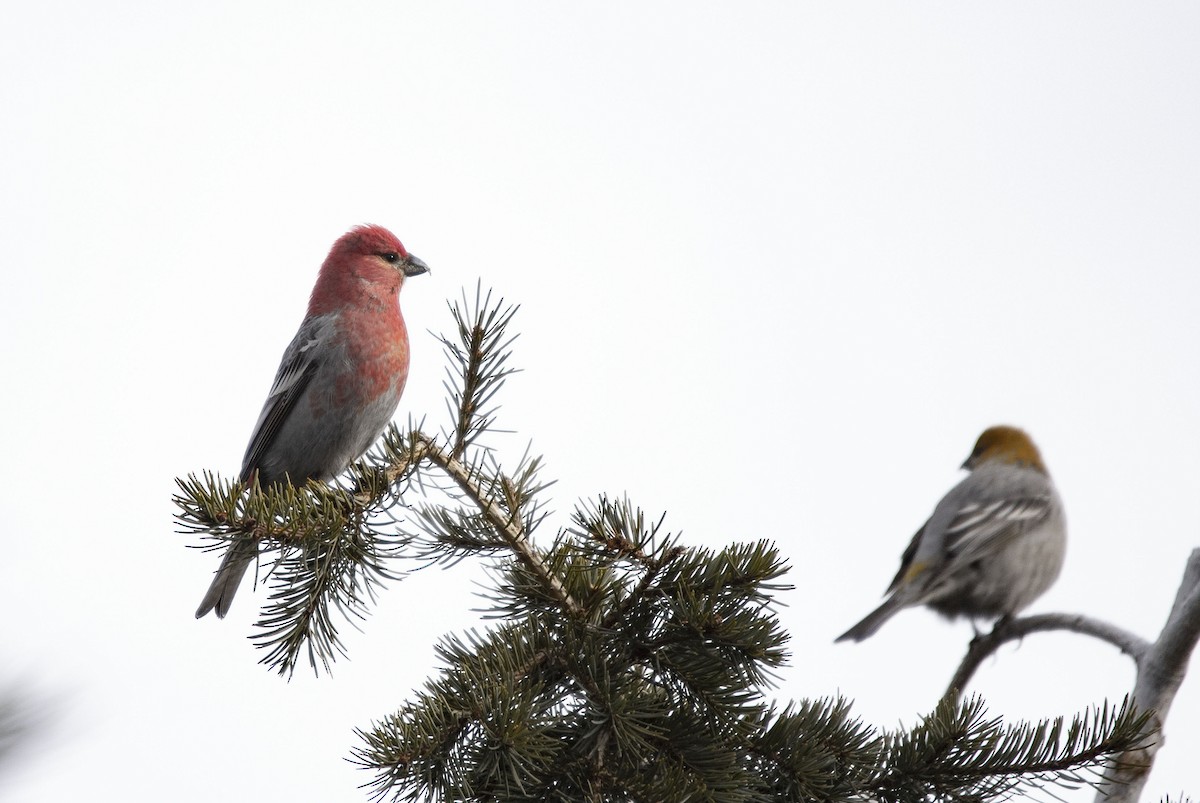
[403,254,430,277]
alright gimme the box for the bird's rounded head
[962,425,1047,473]
[337,224,408,259]
[309,224,428,315]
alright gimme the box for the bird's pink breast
[331,306,410,411]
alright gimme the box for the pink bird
[196,225,428,619]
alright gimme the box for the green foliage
[175,285,1151,801]
[874,696,1147,802]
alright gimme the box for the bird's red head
[308,225,428,316]
[336,224,411,261]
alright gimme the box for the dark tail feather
[835,595,907,643]
[195,540,258,619]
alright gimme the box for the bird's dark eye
[378,252,400,263]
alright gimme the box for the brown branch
[414,431,582,618]
[377,434,430,492]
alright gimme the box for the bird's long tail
[835,595,908,643]
[195,539,258,619]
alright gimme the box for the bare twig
[945,614,1151,700]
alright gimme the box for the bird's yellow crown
[963,425,1047,474]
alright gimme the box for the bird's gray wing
[239,316,333,483]
[940,495,1053,567]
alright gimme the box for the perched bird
[836,425,1066,643]
[196,225,428,619]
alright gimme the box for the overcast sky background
[1,2,1198,801]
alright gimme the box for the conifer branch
[434,283,520,459]
[874,695,1150,801]
[414,431,581,618]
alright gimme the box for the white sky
[1,2,1198,801]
